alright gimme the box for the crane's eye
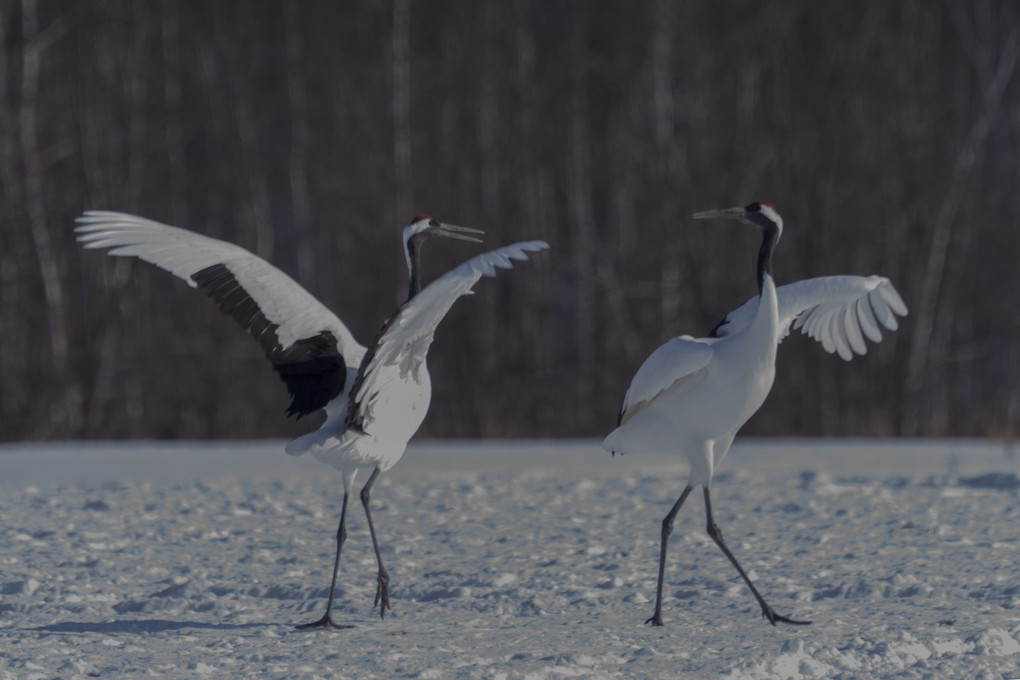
[428,218,440,227]
[745,203,761,213]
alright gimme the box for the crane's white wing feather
[76,211,364,362]
[712,275,908,361]
[77,211,367,419]
[618,335,714,425]
[349,240,549,429]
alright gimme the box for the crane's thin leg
[645,484,694,626]
[297,491,354,629]
[360,467,391,619]
[702,487,810,626]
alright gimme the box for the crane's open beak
[436,223,485,243]
[692,207,745,221]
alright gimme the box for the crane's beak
[436,223,485,243]
[692,207,745,221]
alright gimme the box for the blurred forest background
[1,0,1018,442]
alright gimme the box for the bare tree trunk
[0,180,18,434]
[20,0,79,436]
[597,257,643,364]
[0,2,17,431]
[477,3,500,223]
[285,1,314,282]
[650,0,684,341]
[84,326,120,437]
[124,5,152,209]
[569,8,596,402]
[232,8,273,262]
[476,2,500,375]
[392,0,412,224]
[161,0,187,226]
[652,0,676,175]
[511,1,560,434]
[603,109,642,363]
[903,22,1019,435]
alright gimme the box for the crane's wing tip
[879,282,909,317]
[473,240,549,277]
[76,210,128,224]
[74,212,110,232]
[506,240,551,256]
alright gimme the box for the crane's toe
[644,613,664,627]
[374,570,392,619]
[762,606,811,626]
[296,614,356,630]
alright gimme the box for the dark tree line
[1,0,1018,442]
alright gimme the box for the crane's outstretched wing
[347,240,549,433]
[617,335,714,426]
[710,275,908,361]
[76,210,366,417]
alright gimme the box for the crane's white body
[605,274,779,485]
[285,240,550,487]
[603,273,907,486]
[286,368,431,475]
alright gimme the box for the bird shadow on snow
[32,619,281,635]
[958,471,1020,490]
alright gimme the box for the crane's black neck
[406,233,425,300]
[756,223,780,295]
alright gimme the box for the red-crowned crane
[77,211,548,628]
[603,202,907,627]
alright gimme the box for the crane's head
[403,214,483,265]
[403,214,483,248]
[693,202,784,294]
[404,215,485,245]
[692,202,783,240]
[402,215,485,296]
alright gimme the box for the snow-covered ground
[1,439,1019,679]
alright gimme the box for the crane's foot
[374,570,391,619]
[296,613,355,630]
[761,605,811,626]
[644,612,664,627]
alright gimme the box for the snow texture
[1,439,1019,679]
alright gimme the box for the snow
[1,438,1019,679]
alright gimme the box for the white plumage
[76,211,363,362]
[613,275,909,440]
[76,210,548,628]
[712,275,908,360]
[287,241,550,475]
[603,202,908,628]
[614,335,713,429]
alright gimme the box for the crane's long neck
[756,223,780,296]
[749,222,781,347]
[405,237,422,300]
